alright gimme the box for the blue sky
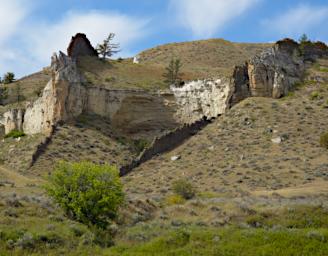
[1,0,328,77]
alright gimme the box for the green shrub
[2,72,15,84]
[4,130,26,139]
[46,161,124,229]
[133,139,149,153]
[105,77,116,83]
[172,179,196,200]
[310,91,321,100]
[320,132,328,149]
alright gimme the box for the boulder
[1,109,25,134]
[271,137,282,144]
[171,155,181,161]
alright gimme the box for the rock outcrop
[86,88,178,137]
[302,41,328,61]
[247,39,305,98]
[170,78,232,123]
[0,36,327,139]
[23,52,86,135]
[229,39,327,104]
[1,109,25,134]
[67,33,98,59]
[229,65,250,105]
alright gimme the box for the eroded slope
[123,58,328,201]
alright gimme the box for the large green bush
[46,161,124,229]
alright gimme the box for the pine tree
[299,34,309,44]
[96,33,120,59]
[163,58,183,86]
[3,72,15,84]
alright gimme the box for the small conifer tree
[96,33,120,59]
[163,58,183,86]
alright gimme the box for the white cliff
[23,52,87,135]
[170,78,232,123]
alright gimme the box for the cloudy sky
[1,0,327,78]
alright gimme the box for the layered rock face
[170,78,232,123]
[0,51,87,135]
[248,39,305,98]
[23,52,87,135]
[86,88,178,137]
[229,65,250,105]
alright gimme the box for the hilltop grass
[139,39,271,79]
[78,57,169,91]
[77,40,271,90]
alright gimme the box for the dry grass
[1,70,51,109]
[30,114,138,176]
[78,39,271,90]
[139,39,272,78]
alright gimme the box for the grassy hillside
[0,70,51,110]
[78,39,271,90]
[138,39,272,77]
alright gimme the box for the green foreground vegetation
[1,194,328,255]
[1,226,328,255]
[108,227,328,256]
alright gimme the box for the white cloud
[25,11,150,65]
[170,0,259,38]
[263,5,328,38]
[0,9,149,77]
[0,0,29,44]
[0,0,32,77]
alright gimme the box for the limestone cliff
[0,35,327,138]
[229,39,327,104]
[170,78,232,123]
[85,88,178,137]
[23,52,86,135]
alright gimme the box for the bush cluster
[172,179,196,200]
